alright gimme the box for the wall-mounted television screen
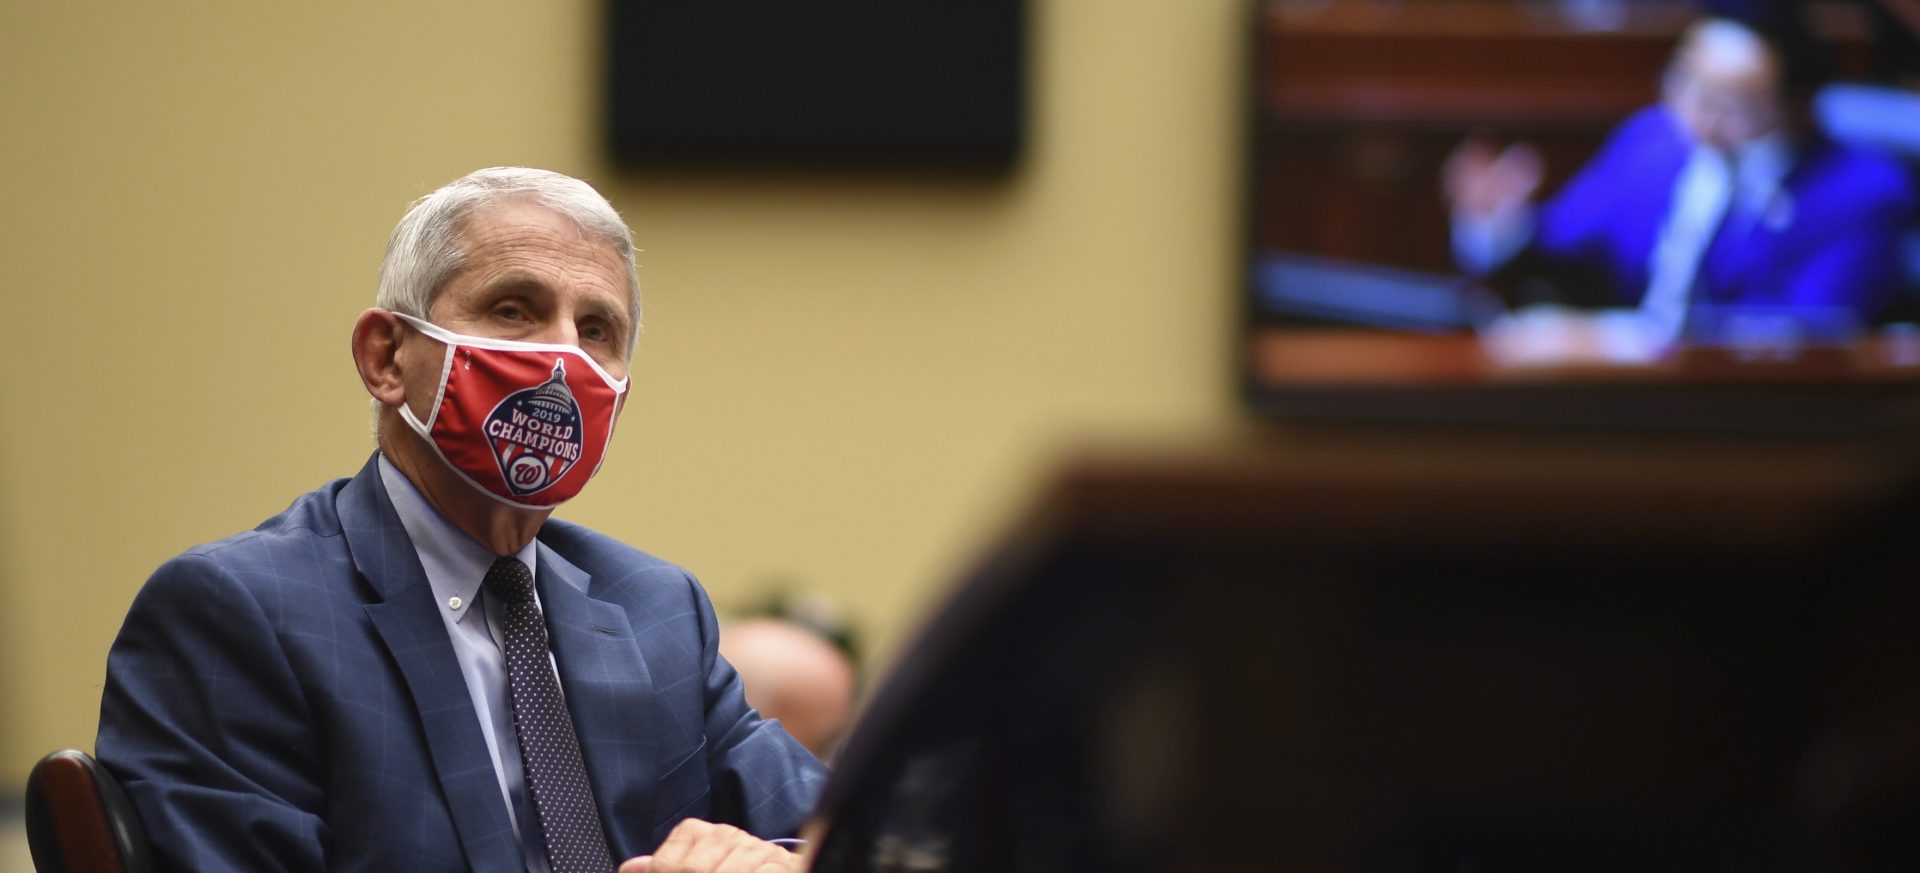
[604,1,1024,168]
[1242,0,1920,431]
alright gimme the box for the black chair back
[24,749,152,873]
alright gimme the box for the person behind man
[1446,14,1918,346]
[720,609,860,761]
[96,168,826,873]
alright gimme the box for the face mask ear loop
[397,402,435,442]
[391,311,455,435]
[578,384,627,483]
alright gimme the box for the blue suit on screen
[96,455,826,872]
[1528,106,1916,317]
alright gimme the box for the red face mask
[394,312,629,508]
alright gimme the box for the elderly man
[1447,15,1917,345]
[97,168,826,873]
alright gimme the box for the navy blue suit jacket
[97,455,826,872]
[1531,106,1917,316]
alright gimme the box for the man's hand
[620,819,805,873]
[1444,137,1544,218]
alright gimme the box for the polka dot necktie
[483,556,616,873]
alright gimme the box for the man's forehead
[455,203,629,292]
[1680,21,1779,85]
[434,204,631,306]
[461,199,598,246]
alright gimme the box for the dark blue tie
[483,556,616,873]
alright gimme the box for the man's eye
[494,304,525,321]
[581,323,610,343]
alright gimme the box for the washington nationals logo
[483,360,586,497]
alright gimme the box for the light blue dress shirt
[378,454,583,873]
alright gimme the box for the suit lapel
[1700,197,1777,306]
[535,542,661,862]
[1702,144,1808,306]
[338,457,526,873]
[1699,217,1750,306]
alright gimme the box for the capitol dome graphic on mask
[484,359,586,497]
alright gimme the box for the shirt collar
[1700,131,1794,213]
[1737,131,1792,188]
[377,454,539,626]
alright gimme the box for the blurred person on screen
[1446,14,1918,348]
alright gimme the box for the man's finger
[713,840,800,873]
[1494,142,1545,188]
[649,818,715,869]
[677,822,750,872]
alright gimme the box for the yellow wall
[0,0,1243,784]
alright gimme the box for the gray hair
[377,167,642,348]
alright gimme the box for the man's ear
[351,308,408,408]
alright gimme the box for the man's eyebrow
[471,270,631,336]
[477,271,554,295]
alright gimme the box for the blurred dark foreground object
[809,430,1920,872]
